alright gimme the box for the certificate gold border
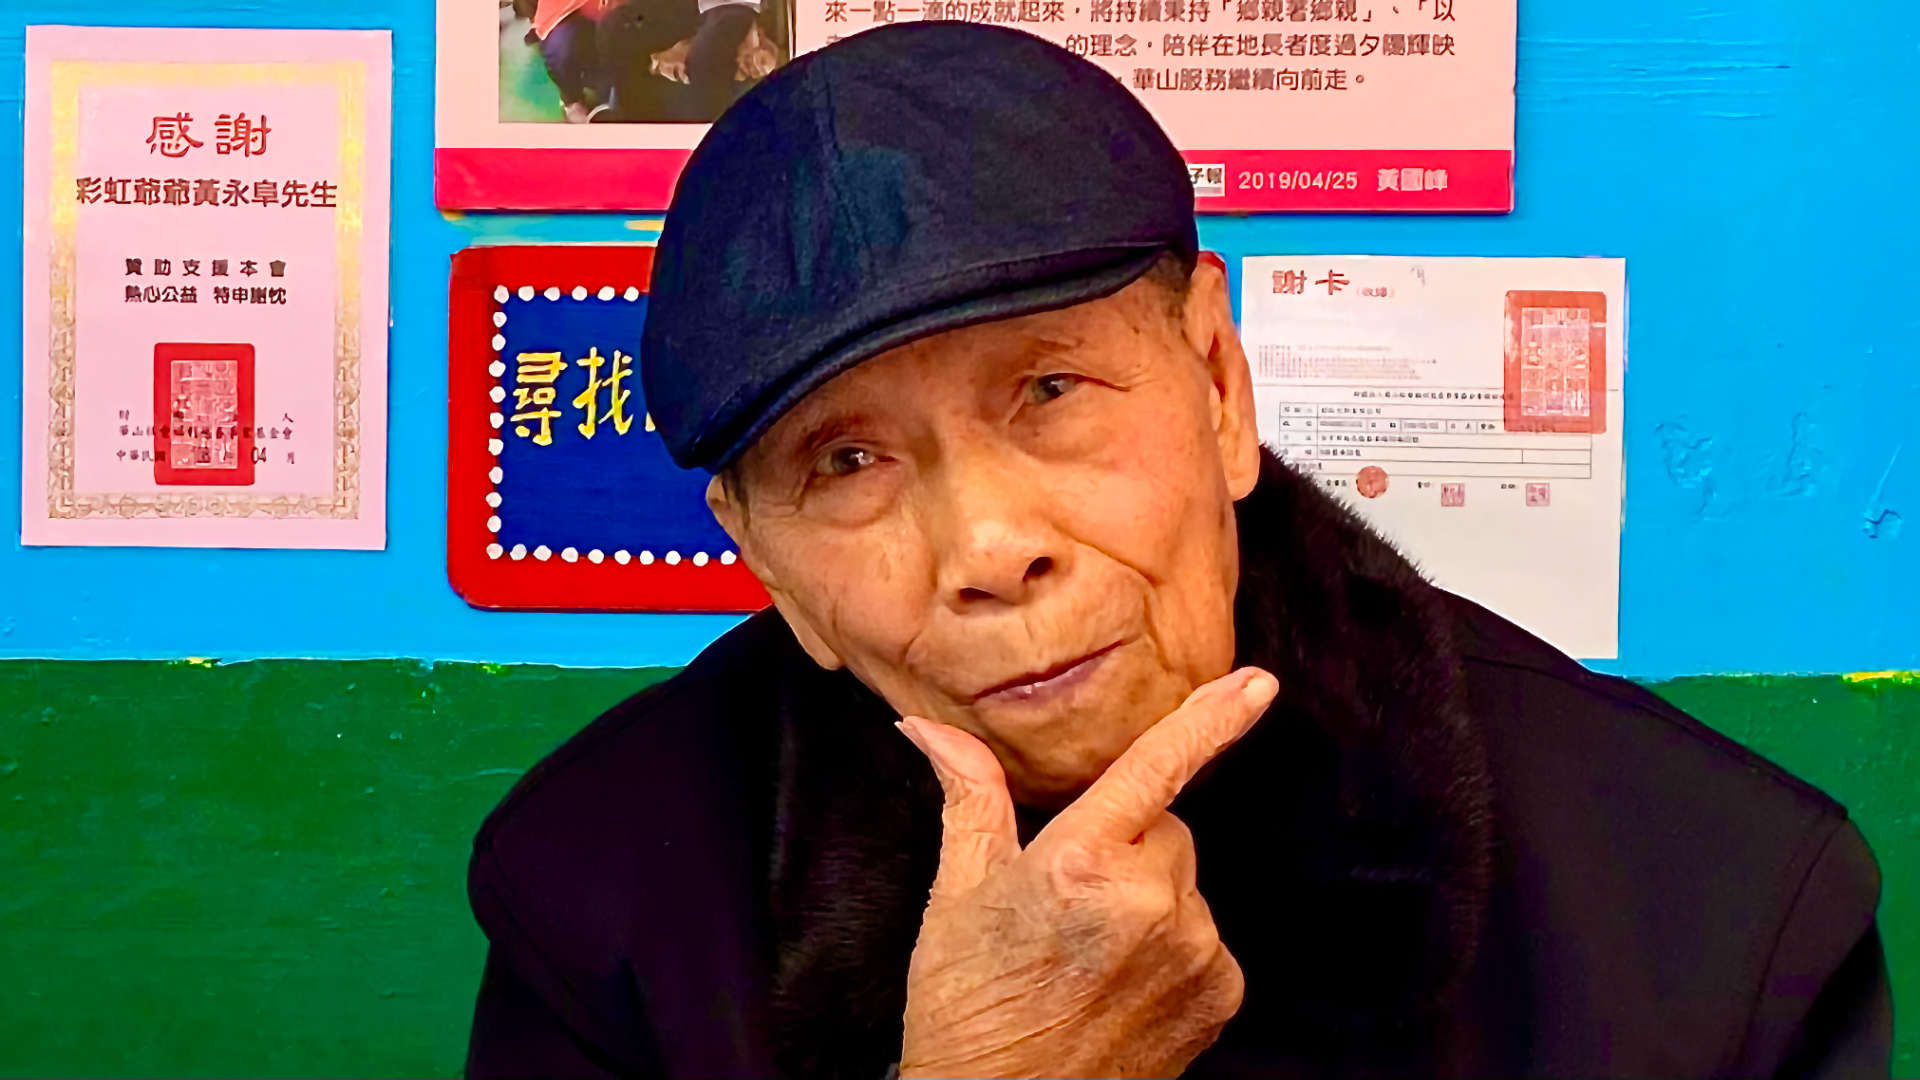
[45,60,365,520]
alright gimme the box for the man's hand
[895,667,1278,1079]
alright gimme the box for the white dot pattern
[482,285,738,578]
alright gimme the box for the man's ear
[705,475,847,671]
[1180,258,1262,500]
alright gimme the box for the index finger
[1048,667,1277,843]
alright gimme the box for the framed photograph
[436,1,1515,212]
[437,0,793,209]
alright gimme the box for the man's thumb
[897,717,1019,899]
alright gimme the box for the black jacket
[466,451,1891,1079]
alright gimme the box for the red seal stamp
[1525,482,1551,507]
[1503,290,1607,435]
[1356,465,1389,499]
[1441,482,1466,507]
[152,342,255,486]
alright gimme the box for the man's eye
[818,445,879,477]
[1024,373,1082,406]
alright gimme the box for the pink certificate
[21,26,391,549]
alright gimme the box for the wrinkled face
[709,261,1262,808]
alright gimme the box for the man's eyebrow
[787,412,870,464]
[1014,331,1139,387]
[1019,333,1087,364]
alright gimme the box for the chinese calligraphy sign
[21,26,391,548]
[448,245,769,612]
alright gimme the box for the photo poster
[447,244,770,612]
[1239,256,1627,660]
[20,26,392,550]
[438,0,1513,212]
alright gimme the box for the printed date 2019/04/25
[1238,170,1359,191]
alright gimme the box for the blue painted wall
[1,0,1914,676]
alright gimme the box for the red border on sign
[446,244,771,613]
[152,342,256,486]
[435,146,1512,213]
[1188,149,1513,213]
[1502,289,1608,435]
[436,148,693,212]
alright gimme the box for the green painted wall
[0,661,1912,1078]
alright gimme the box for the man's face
[710,261,1262,808]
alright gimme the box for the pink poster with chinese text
[438,0,1511,211]
[22,26,392,549]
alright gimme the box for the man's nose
[926,451,1064,611]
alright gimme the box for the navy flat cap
[641,21,1199,471]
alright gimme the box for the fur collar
[763,449,1494,1078]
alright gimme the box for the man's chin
[992,709,1162,811]
[1005,773,1098,813]
[943,646,1193,808]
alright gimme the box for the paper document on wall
[1240,256,1625,659]
[20,26,391,549]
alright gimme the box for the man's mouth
[973,641,1124,707]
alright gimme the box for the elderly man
[464,23,1891,1080]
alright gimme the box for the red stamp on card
[1525,482,1551,507]
[152,343,255,486]
[1356,466,1389,499]
[1441,482,1466,507]
[1503,291,1607,435]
